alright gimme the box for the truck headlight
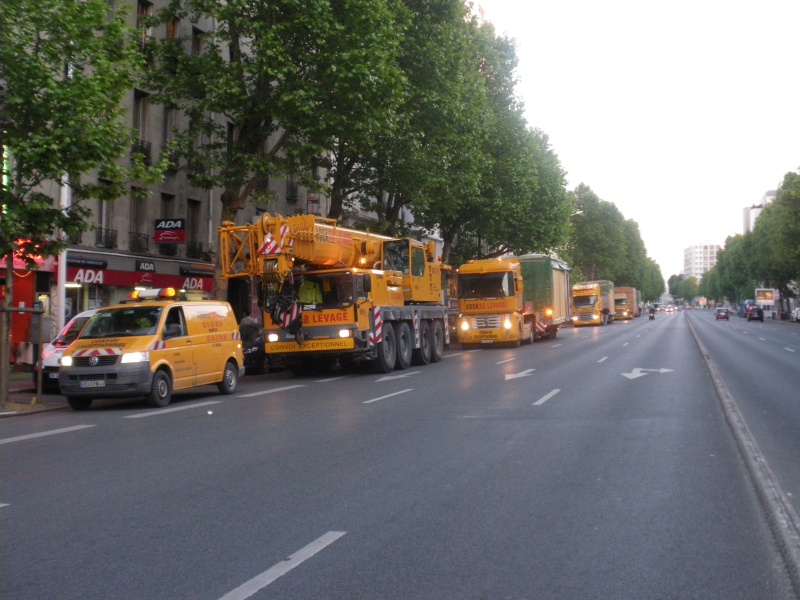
[338,329,352,338]
[503,317,513,330]
[121,351,149,364]
[267,333,279,342]
[61,356,73,367]
[460,319,470,331]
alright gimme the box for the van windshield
[52,316,93,347]
[82,307,163,338]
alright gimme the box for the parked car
[746,305,764,322]
[715,307,730,321]
[33,309,98,392]
[792,307,800,323]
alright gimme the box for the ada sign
[154,219,186,243]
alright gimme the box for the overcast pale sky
[476,0,800,280]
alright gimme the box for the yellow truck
[571,280,614,326]
[614,286,639,319]
[218,213,451,374]
[455,254,571,348]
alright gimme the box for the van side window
[164,307,187,338]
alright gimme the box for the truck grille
[470,315,501,329]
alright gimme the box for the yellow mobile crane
[219,213,450,374]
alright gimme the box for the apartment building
[683,243,721,281]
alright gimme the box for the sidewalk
[1,372,70,417]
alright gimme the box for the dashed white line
[237,385,306,398]
[315,376,349,383]
[533,389,561,406]
[623,342,629,346]
[219,531,346,600]
[785,347,796,353]
[598,356,608,363]
[0,425,95,445]
[363,389,414,404]
[496,358,516,364]
[552,343,562,347]
[124,400,222,418]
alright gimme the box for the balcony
[129,232,149,253]
[95,227,117,249]
[131,138,152,165]
[162,144,180,171]
[186,241,204,259]
[66,230,82,245]
[158,243,178,256]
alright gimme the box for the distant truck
[455,254,571,347]
[613,286,640,319]
[572,280,614,326]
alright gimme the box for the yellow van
[58,288,245,410]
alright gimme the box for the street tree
[0,0,146,406]
[145,0,407,292]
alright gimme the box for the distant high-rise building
[683,243,721,280]
[744,189,777,233]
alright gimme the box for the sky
[475,0,800,281]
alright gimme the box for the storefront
[57,250,215,324]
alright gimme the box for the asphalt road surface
[2,310,798,599]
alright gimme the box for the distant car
[746,305,764,322]
[793,307,800,323]
[33,309,98,392]
[715,308,729,321]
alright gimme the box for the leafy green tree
[640,257,665,302]
[1,0,146,405]
[568,184,627,281]
[146,0,406,224]
[361,0,491,254]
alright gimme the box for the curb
[687,316,800,597]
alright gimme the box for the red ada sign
[154,219,186,243]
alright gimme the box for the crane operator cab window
[383,241,410,275]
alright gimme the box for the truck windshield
[615,299,627,307]
[82,307,163,338]
[300,273,356,309]
[573,295,597,307]
[458,273,512,299]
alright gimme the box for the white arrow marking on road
[505,368,535,381]
[375,370,421,382]
[622,368,674,380]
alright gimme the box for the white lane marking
[533,389,561,406]
[496,358,516,364]
[759,337,766,341]
[237,385,305,398]
[0,504,9,508]
[623,342,629,346]
[315,376,348,383]
[786,347,796,353]
[363,389,413,404]
[598,356,608,363]
[445,351,476,357]
[0,425,95,445]
[124,400,222,419]
[219,531,346,600]
[552,343,562,347]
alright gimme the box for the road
[2,311,798,599]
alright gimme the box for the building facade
[683,243,721,281]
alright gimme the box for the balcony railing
[162,145,181,171]
[186,241,204,259]
[95,227,117,249]
[66,230,82,245]
[158,243,178,256]
[131,139,152,165]
[129,232,149,253]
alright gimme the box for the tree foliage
[700,169,800,308]
[1,0,145,265]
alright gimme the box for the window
[130,188,147,235]
[166,18,179,40]
[161,193,175,219]
[192,27,205,56]
[133,90,149,140]
[187,199,202,242]
[136,0,153,42]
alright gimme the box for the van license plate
[80,380,105,388]
[48,373,59,379]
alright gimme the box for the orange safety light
[127,287,177,300]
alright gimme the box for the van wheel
[217,361,238,395]
[431,320,445,363]
[67,397,92,411]
[412,321,432,365]
[374,323,396,373]
[147,370,172,407]
[395,322,413,370]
